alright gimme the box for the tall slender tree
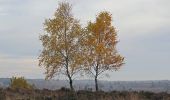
[83,11,124,91]
[39,2,84,91]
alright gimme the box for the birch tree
[39,2,84,91]
[83,11,124,91]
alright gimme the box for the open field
[0,88,170,100]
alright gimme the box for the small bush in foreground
[10,76,33,90]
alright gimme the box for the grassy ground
[0,88,170,100]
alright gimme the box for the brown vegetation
[0,88,170,100]
[10,77,34,90]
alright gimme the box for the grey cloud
[0,56,44,78]
[68,0,170,38]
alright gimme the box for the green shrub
[10,76,33,90]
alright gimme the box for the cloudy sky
[0,0,170,80]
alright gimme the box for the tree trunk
[66,60,74,91]
[65,55,74,91]
[68,76,74,91]
[95,76,98,91]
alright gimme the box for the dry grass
[0,88,170,100]
[114,93,140,100]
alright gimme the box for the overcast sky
[0,0,170,80]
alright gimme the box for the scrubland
[0,87,170,100]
